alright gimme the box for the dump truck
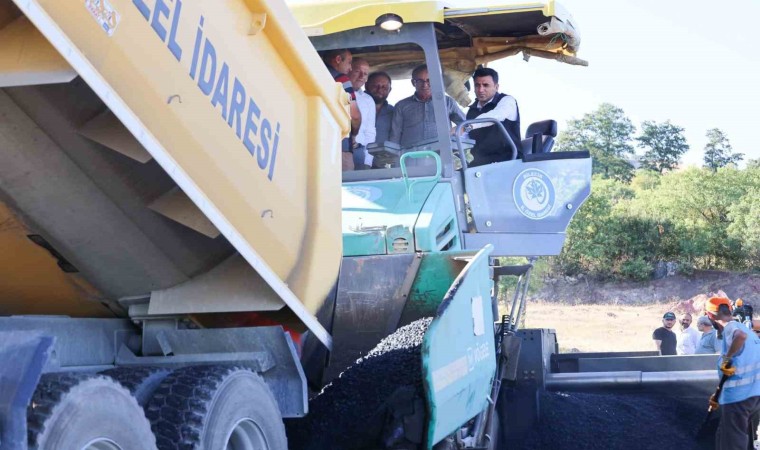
[0,0,591,449]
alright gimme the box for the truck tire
[28,372,157,450]
[100,366,172,406]
[146,365,288,450]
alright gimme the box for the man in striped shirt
[323,48,362,171]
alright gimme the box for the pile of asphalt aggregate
[511,390,717,450]
[286,318,433,450]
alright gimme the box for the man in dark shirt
[653,311,677,355]
[463,67,521,167]
[365,71,394,145]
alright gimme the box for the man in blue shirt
[705,296,760,449]
[695,315,720,354]
[389,64,464,148]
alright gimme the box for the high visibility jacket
[720,321,760,405]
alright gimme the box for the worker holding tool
[704,296,760,449]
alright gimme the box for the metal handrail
[399,151,441,202]
[454,118,517,170]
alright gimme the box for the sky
[389,0,760,167]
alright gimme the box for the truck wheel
[28,372,157,450]
[100,366,172,406]
[146,365,288,450]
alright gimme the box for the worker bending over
[705,296,760,449]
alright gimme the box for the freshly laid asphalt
[510,390,718,450]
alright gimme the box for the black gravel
[286,318,432,450]
[289,319,721,450]
[510,390,717,450]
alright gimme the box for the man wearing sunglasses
[389,64,465,148]
[705,296,760,450]
[653,311,677,356]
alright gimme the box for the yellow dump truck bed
[0,0,349,345]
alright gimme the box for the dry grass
[517,301,680,353]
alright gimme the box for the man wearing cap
[676,312,701,355]
[696,315,720,354]
[705,296,760,449]
[653,312,678,356]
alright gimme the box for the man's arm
[690,329,701,352]
[389,104,403,144]
[711,333,721,353]
[350,101,361,135]
[654,339,663,355]
[726,328,747,358]
[470,95,517,129]
[653,328,663,355]
[360,95,376,144]
[447,96,465,125]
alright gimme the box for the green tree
[637,120,689,173]
[553,165,759,279]
[703,128,744,171]
[747,158,760,170]
[628,167,749,269]
[727,166,760,269]
[630,169,662,191]
[556,174,677,280]
[557,103,636,182]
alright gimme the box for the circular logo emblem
[513,169,555,220]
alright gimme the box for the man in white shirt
[463,67,521,167]
[675,312,701,355]
[348,58,376,170]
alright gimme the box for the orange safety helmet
[705,296,732,314]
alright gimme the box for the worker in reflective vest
[705,296,760,449]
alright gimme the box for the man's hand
[708,394,719,411]
[720,356,736,376]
